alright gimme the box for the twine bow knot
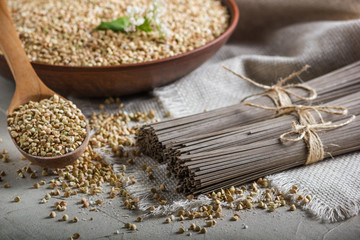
[280,116,355,164]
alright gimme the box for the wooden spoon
[0,0,90,168]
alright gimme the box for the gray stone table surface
[0,75,359,240]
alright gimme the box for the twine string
[280,116,356,164]
[222,65,317,108]
[243,103,348,119]
[243,103,354,164]
[223,65,355,165]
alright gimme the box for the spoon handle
[0,0,37,85]
[0,0,53,113]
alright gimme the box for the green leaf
[95,17,131,33]
[136,17,153,32]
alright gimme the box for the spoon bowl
[0,0,90,168]
[8,125,90,168]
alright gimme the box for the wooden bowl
[0,0,239,97]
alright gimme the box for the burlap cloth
[74,0,360,222]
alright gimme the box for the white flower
[129,15,145,28]
[133,6,140,13]
[124,25,136,33]
[126,6,133,15]
[122,0,169,38]
[146,12,153,19]
[135,17,145,26]
[133,6,145,15]
[129,16,136,25]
